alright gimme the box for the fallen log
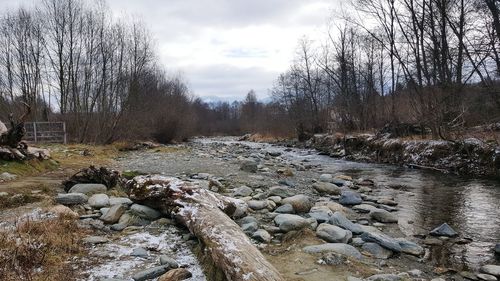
[63,166,121,192]
[126,175,285,281]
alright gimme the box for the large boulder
[329,211,364,235]
[303,243,362,260]
[312,182,341,195]
[281,194,313,213]
[68,183,107,195]
[55,193,88,205]
[274,214,311,232]
[316,223,352,243]
[361,231,402,252]
[339,191,362,205]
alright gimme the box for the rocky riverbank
[307,134,500,178]
[1,138,499,281]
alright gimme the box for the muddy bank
[307,134,500,178]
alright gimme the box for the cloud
[185,64,278,100]
[2,0,336,100]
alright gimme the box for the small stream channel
[197,138,500,270]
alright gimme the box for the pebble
[131,247,148,257]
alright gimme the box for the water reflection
[282,146,500,269]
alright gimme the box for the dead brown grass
[247,133,292,143]
[0,215,89,281]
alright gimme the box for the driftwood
[0,103,42,161]
[126,175,285,281]
[63,166,121,192]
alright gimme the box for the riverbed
[115,137,500,278]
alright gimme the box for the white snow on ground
[84,225,206,281]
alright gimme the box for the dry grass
[45,143,119,169]
[0,215,89,281]
[247,133,292,143]
[0,158,59,177]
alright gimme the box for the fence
[24,122,67,144]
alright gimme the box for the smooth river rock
[308,206,334,223]
[396,238,424,256]
[430,223,458,237]
[101,204,127,224]
[481,265,500,277]
[370,209,398,223]
[130,204,161,220]
[361,231,402,252]
[274,214,311,232]
[329,211,364,235]
[339,191,363,205]
[303,243,362,260]
[312,182,342,195]
[55,193,88,205]
[268,186,295,198]
[68,183,107,195]
[362,242,393,259]
[132,265,170,281]
[281,194,313,213]
[88,193,110,208]
[316,223,352,243]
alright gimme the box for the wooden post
[33,122,38,143]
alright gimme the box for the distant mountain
[201,95,273,104]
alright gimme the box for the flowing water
[197,138,500,270]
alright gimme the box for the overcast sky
[1,0,340,101]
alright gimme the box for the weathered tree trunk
[0,103,39,160]
[126,175,285,281]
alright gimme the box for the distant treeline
[2,0,500,143]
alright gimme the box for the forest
[1,0,500,143]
